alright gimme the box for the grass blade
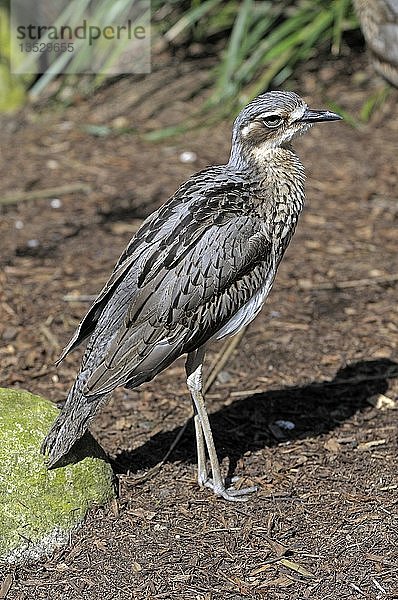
[215,0,253,98]
[164,0,222,42]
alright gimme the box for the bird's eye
[262,115,283,128]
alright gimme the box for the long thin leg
[193,409,207,486]
[186,348,207,486]
[185,347,257,501]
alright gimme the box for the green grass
[148,0,362,134]
[0,0,363,118]
[157,0,359,112]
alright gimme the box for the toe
[224,485,258,497]
[202,477,257,501]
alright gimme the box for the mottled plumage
[354,0,398,87]
[42,91,341,500]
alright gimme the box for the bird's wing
[79,182,274,397]
[56,206,161,363]
[57,167,252,362]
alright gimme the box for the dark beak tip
[324,110,343,122]
[300,109,343,123]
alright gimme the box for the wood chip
[367,393,396,410]
[250,564,273,576]
[357,439,387,451]
[0,574,13,600]
[39,324,60,350]
[128,508,156,520]
[63,294,97,302]
[278,558,315,578]
[110,221,141,235]
[270,320,310,331]
[304,214,326,225]
[324,438,340,453]
[258,575,294,588]
[0,183,91,206]
[110,498,120,518]
[267,537,289,557]
[364,553,385,562]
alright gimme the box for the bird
[42,91,341,501]
[354,0,398,87]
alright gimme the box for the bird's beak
[299,109,342,123]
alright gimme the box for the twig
[349,582,366,596]
[39,324,60,350]
[0,183,91,206]
[204,326,248,394]
[372,578,386,594]
[297,273,398,291]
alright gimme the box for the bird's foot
[199,475,257,502]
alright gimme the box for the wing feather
[84,224,271,396]
[60,167,277,397]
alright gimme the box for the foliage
[0,0,361,113]
[0,7,31,111]
[155,0,359,110]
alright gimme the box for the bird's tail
[41,376,109,468]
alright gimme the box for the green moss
[0,388,115,563]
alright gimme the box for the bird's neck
[228,142,306,236]
[229,141,305,201]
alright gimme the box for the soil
[0,52,398,599]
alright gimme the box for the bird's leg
[193,407,207,487]
[185,348,257,501]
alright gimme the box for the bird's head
[230,91,342,167]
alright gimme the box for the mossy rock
[0,388,115,564]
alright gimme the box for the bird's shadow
[113,358,397,478]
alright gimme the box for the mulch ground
[0,51,398,599]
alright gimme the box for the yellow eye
[263,115,283,128]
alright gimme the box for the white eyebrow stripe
[290,104,307,122]
[241,102,307,137]
[241,122,257,137]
